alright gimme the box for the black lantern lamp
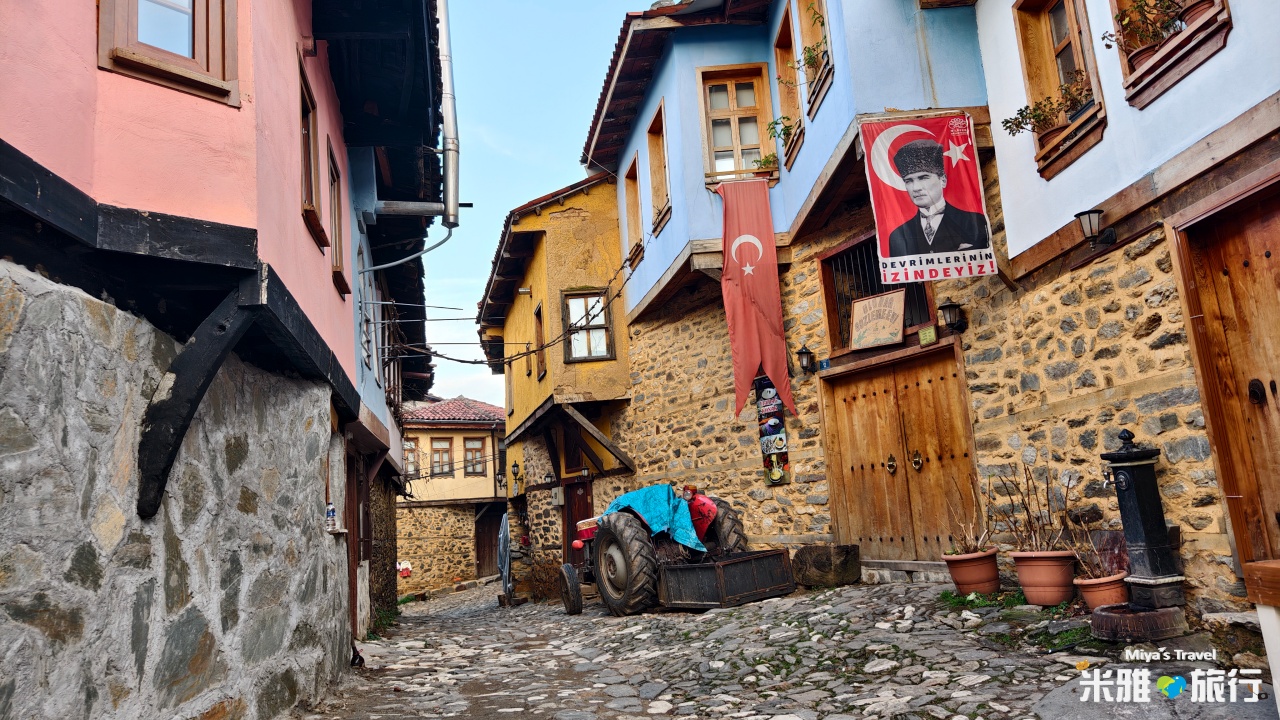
[796,344,815,375]
[937,298,968,334]
[543,472,555,486]
[1075,208,1116,250]
[510,460,520,479]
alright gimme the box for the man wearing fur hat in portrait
[887,139,990,257]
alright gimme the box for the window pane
[711,119,733,148]
[432,439,449,449]
[714,151,736,172]
[138,0,194,57]
[1048,1,1070,46]
[567,297,585,326]
[739,117,760,145]
[465,439,483,450]
[585,295,604,324]
[708,84,730,110]
[1055,49,1078,85]
[589,329,608,356]
[570,330,588,358]
[741,148,761,167]
[735,82,757,108]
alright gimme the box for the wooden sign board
[918,324,938,347]
[850,289,907,350]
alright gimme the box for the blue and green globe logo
[1157,675,1187,698]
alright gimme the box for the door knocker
[886,454,897,475]
[911,450,924,471]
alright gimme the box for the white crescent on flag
[730,234,764,275]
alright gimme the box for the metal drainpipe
[437,0,460,229]
[360,0,460,273]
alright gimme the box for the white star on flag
[742,263,755,275]
[944,141,970,167]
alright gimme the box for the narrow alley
[300,582,1275,720]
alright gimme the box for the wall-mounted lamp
[516,287,532,295]
[510,460,521,479]
[543,472,555,486]
[937,298,968,334]
[796,345,816,375]
[1075,208,1116,251]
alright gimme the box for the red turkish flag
[716,180,797,417]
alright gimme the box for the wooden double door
[825,347,975,561]
[1182,190,1280,564]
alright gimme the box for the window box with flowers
[1101,0,1232,109]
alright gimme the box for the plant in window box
[752,153,779,177]
[1100,0,1184,72]
[1001,95,1069,147]
[1059,69,1095,123]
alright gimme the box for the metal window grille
[826,239,930,348]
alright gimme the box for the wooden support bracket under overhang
[562,403,636,473]
[690,236,794,282]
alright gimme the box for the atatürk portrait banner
[859,113,996,284]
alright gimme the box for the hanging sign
[754,376,790,485]
[849,289,906,350]
[859,113,997,284]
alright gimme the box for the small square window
[98,0,240,105]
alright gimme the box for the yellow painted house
[477,172,637,570]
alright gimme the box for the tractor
[558,484,751,616]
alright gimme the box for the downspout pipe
[438,0,460,229]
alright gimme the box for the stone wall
[395,504,475,594]
[0,260,350,719]
[934,155,1239,613]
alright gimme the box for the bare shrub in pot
[993,465,1076,606]
[943,476,999,595]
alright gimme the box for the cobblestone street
[296,581,1278,720]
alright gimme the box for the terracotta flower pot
[1010,550,1076,606]
[1127,42,1160,72]
[1075,571,1130,611]
[1179,0,1214,26]
[943,548,1000,595]
[1036,123,1070,150]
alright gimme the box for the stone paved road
[297,582,1275,720]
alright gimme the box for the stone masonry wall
[934,156,1239,613]
[395,504,475,595]
[601,204,875,545]
[0,260,350,720]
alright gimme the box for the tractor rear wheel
[559,563,583,615]
[594,512,659,616]
[708,498,748,555]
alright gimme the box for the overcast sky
[422,2,639,405]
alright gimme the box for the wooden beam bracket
[562,404,636,473]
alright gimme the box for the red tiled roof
[403,396,505,425]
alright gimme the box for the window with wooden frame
[1103,0,1230,109]
[300,65,328,247]
[464,438,486,476]
[505,366,514,417]
[430,438,453,477]
[623,156,643,268]
[563,291,613,363]
[795,0,834,118]
[647,105,672,236]
[534,303,546,379]
[1012,0,1106,180]
[773,6,805,169]
[98,0,240,105]
[698,64,775,184]
[819,234,934,355]
[403,439,418,477]
[328,143,350,296]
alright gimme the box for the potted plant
[993,465,1076,606]
[752,153,779,177]
[1001,95,1069,147]
[1179,0,1215,26]
[1101,0,1183,72]
[1066,515,1130,610]
[943,476,999,595]
[1059,69,1094,123]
